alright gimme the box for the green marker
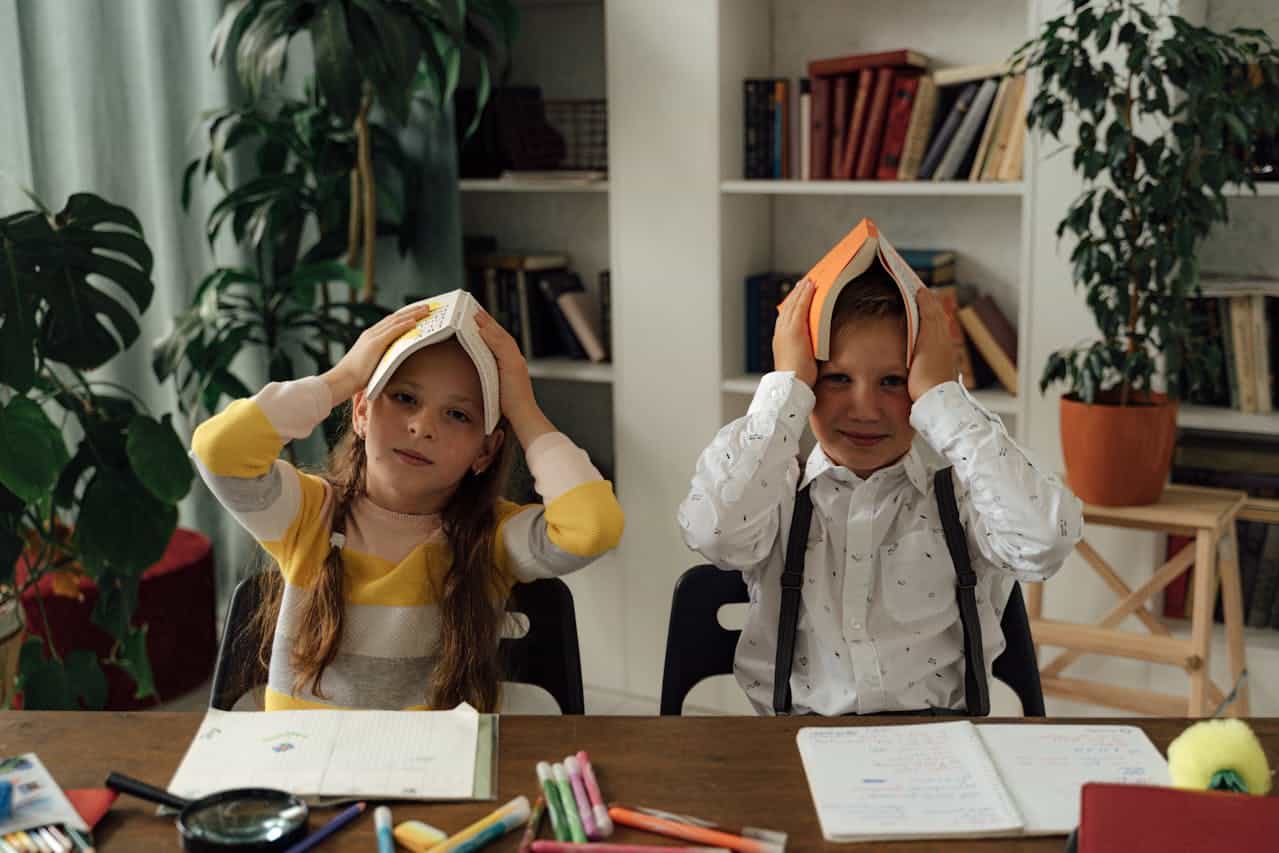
[552,762,588,843]
[536,761,571,841]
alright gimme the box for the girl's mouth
[394,448,433,466]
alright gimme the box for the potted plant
[1013,1,1279,505]
[156,0,518,429]
[0,191,194,708]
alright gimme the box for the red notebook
[1078,783,1279,852]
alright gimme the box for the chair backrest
[209,575,585,714]
[658,564,1045,716]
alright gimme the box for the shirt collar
[800,437,931,495]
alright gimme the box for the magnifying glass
[107,772,309,852]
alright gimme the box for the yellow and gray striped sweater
[191,376,623,711]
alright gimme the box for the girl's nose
[408,411,435,439]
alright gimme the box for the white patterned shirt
[678,373,1083,715]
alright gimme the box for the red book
[837,69,874,179]
[1078,783,1279,853]
[807,48,928,79]
[855,67,897,179]
[876,74,921,179]
[830,75,852,177]
[810,76,831,179]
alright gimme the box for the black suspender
[773,467,990,716]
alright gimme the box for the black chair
[210,575,585,714]
[659,564,1045,716]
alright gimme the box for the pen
[282,801,366,853]
[518,796,545,853]
[562,757,597,839]
[375,806,394,853]
[574,751,612,838]
[618,804,788,846]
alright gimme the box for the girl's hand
[773,278,818,387]
[908,288,959,401]
[322,301,437,404]
[474,309,555,446]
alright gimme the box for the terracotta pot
[1060,391,1179,506]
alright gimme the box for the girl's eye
[447,409,471,424]
[392,391,416,406]
[820,373,850,385]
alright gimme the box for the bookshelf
[470,0,1279,714]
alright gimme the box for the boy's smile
[810,314,916,477]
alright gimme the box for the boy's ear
[472,427,505,475]
[351,389,370,439]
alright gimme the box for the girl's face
[352,339,502,514]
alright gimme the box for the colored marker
[574,751,613,838]
[393,820,448,853]
[531,844,731,853]
[426,796,530,853]
[621,805,787,847]
[552,763,587,843]
[607,807,783,853]
[518,796,546,853]
[283,801,366,853]
[536,762,570,842]
[451,797,531,853]
[562,757,596,839]
[375,806,394,853]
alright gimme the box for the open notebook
[167,705,498,804]
[796,722,1170,843]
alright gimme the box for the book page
[975,724,1170,836]
[0,754,88,835]
[168,706,479,801]
[796,723,1024,842]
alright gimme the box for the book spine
[799,78,812,180]
[1231,296,1258,413]
[855,67,896,179]
[959,305,1018,394]
[933,286,978,390]
[1220,297,1240,409]
[919,82,978,180]
[934,77,998,181]
[1251,295,1272,413]
[810,76,831,180]
[969,77,1010,181]
[774,80,785,179]
[599,270,611,361]
[876,74,920,179]
[897,75,938,180]
[745,274,762,373]
[830,74,852,178]
[743,80,758,178]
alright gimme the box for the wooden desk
[4,713,1278,852]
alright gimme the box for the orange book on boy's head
[792,217,925,363]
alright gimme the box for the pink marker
[562,756,597,839]
[574,750,613,837]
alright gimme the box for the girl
[192,298,624,712]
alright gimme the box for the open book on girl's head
[799,217,926,363]
[365,289,500,434]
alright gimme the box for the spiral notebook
[167,704,498,804]
[796,722,1170,842]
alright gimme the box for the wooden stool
[1027,484,1250,718]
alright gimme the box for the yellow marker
[426,796,530,853]
[392,820,448,853]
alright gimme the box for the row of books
[743,251,1018,395]
[1165,433,1279,631]
[1179,275,1279,414]
[744,49,1026,183]
[463,250,611,364]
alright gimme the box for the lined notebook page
[975,724,1170,835]
[796,723,1024,841]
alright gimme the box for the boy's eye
[882,375,907,388]
[447,408,472,424]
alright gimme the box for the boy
[678,267,1082,715]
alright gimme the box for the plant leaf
[126,415,194,504]
[0,397,70,505]
[75,470,177,577]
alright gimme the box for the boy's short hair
[830,259,905,337]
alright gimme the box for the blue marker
[0,780,12,820]
[374,806,394,853]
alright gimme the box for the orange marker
[606,807,784,853]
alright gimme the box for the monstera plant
[155,0,519,427]
[0,192,193,708]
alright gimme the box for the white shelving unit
[721,179,1027,197]
[526,358,613,383]
[460,179,609,193]
[1179,405,1279,437]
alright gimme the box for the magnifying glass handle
[106,772,191,811]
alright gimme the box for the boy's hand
[322,301,436,404]
[908,288,959,401]
[773,278,818,387]
[474,309,554,445]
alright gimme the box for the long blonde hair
[251,412,515,711]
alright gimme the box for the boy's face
[353,339,501,513]
[810,314,915,478]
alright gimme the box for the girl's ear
[351,389,370,439]
[472,427,505,475]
